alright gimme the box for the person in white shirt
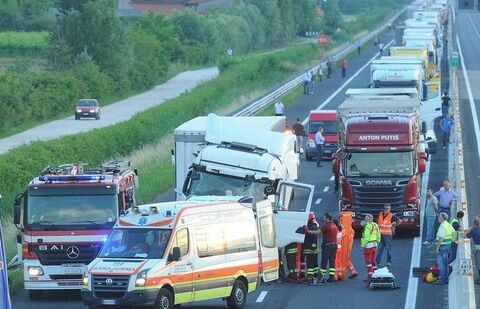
[315,127,325,167]
[303,71,310,94]
[274,100,284,116]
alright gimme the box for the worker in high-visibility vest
[376,203,401,267]
[435,212,453,285]
[361,214,381,283]
[340,211,358,280]
[448,210,464,264]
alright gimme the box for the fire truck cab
[13,161,138,299]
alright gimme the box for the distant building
[116,0,233,16]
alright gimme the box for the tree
[320,0,343,34]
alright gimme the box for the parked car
[75,99,101,120]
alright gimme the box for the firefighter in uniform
[303,213,320,282]
[285,243,299,280]
[320,212,339,282]
[361,213,381,283]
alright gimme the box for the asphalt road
[0,67,219,154]
[11,12,453,309]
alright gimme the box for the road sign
[451,51,459,68]
[318,34,329,46]
[459,259,472,276]
[0,222,12,309]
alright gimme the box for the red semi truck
[305,110,338,161]
[333,99,427,235]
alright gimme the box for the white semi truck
[173,114,299,201]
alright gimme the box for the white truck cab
[82,181,314,309]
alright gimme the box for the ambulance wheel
[227,280,247,309]
[29,290,43,300]
[155,288,173,309]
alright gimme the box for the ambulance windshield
[99,228,171,259]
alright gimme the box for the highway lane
[455,8,480,306]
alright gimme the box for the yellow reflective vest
[361,222,381,247]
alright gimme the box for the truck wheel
[28,290,43,300]
[155,288,173,309]
[226,280,247,309]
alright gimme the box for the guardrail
[448,3,476,307]
[233,10,405,117]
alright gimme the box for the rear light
[22,243,38,260]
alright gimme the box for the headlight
[76,109,82,113]
[28,266,44,277]
[403,211,415,217]
[135,269,150,287]
[89,109,95,113]
[82,274,89,286]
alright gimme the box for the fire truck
[333,99,427,235]
[13,161,138,299]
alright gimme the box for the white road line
[315,198,322,204]
[404,159,430,309]
[256,291,268,303]
[323,186,329,192]
[329,176,335,181]
[302,40,394,125]
[456,33,480,162]
[450,0,456,23]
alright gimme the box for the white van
[82,181,314,309]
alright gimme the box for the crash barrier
[447,11,476,308]
[0,222,12,309]
[233,9,406,116]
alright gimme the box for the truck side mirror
[421,121,427,134]
[418,158,426,174]
[169,247,181,262]
[13,204,21,225]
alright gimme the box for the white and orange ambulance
[82,181,313,309]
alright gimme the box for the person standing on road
[434,180,458,217]
[327,58,333,78]
[449,211,464,264]
[424,188,439,245]
[340,211,358,279]
[303,213,321,283]
[439,114,454,149]
[315,127,325,167]
[341,58,348,78]
[318,63,324,82]
[303,70,310,94]
[361,214,381,283]
[465,219,480,284]
[441,90,451,118]
[293,118,305,153]
[375,203,401,267]
[274,99,284,116]
[357,41,361,55]
[378,42,384,56]
[434,212,453,285]
[319,212,339,282]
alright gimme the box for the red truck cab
[306,110,338,161]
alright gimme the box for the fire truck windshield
[187,171,270,201]
[346,151,414,177]
[99,228,171,259]
[309,121,337,134]
[27,189,118,229]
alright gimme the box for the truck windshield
[27,193,117,229]
[188,171,270,201]
[99,228,171,259]
[345,151,414,177]
[309,121,337,134]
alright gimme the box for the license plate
[65,267,81,274]
[324,150,332,153]
[83,113,89,115]
[102,299,116,305]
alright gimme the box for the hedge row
[0,42,320,218]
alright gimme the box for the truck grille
[93,275,130,299]
[351,180,407,213]
[32,243,101,265]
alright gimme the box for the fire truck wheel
[155,288,173,309]
[28,290,43,300]
[226,280,247,309]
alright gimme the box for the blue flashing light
[39,175,106,182]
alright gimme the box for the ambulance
[82,181,314,309]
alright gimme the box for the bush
[0,31,49,56]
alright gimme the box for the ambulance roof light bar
[39,175,106,182]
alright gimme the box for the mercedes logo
[66,246,80,259]
[105,278,113,286]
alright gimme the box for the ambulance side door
[256,206,279,282]
[273,181,314,248]
[169,228,194,304]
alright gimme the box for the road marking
[256,291,268,303]
[315,198,322,204]
[456,32,480,162]
[404,160,430,309]
[450,1,456,24]
[329,176,335,181]
[302,40,394,125]
[323,186,329,192]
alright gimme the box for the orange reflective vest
[378,212,394,236]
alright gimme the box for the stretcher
[368,267,396,290]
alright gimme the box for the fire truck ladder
[39,163,84,176]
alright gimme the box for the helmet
[426,272,437,283]
[308,212,317,222]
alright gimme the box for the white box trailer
[345,88,419,100]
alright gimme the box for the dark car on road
[75,99,101,120]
